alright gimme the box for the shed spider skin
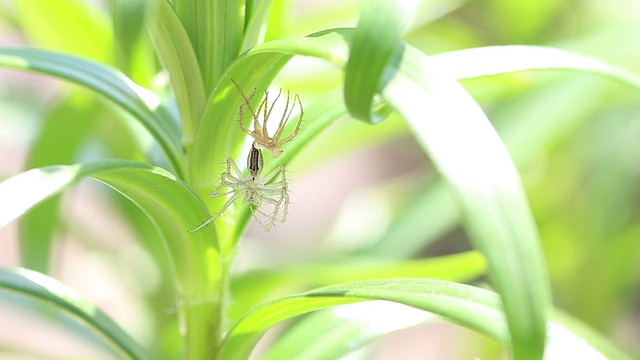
[189,146,289,232]
[231,79,304,158]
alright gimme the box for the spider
[189,146,290,232]
[231,79,304,158]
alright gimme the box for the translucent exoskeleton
[189,146,289,232]
[231,78,304,158]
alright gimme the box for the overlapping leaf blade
[0,160,221,359]
[148,0,205,144]
[0,48,184,177]
[0,267,148,360]
[219,279,507,360]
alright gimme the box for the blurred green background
[0,0,639,358]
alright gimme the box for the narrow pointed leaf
[219,279,507,360]
[0,267,148,359]
[430,45,640,88]
[240,0,273,53]
[380,45,550,359]
[230,250,487,321]
[344,0,419,123]
[0,160,221,358]
[175,0,244,91]
[148,0,205,142]
[0,48,184,177]
[113,0,154,69]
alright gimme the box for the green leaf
[263,303,634,360]
[230,250,487,322]
[344,0,419,123]
[262,302,437,360]
[0,267,148,359]
[113,0,153,69]
[0,48,185,177]
[148,0,206,145]
[358,45,640,260]
[0,161,221,358]
[175,0,244,91]
[430,45,640,88]
[240,0,273,53]
[219,279,508,360]
[381,45,550,359]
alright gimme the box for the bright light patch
[333,300,433,335]
[545,322,608,360]
[0,165,81,228]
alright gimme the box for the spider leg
[253,95,268,139]
[252,200,286,232]
[263,88,283,136]
[246,166,289,231]
[273,90,292,141]
[189,192,244,232]
[261,168,290,224]
[238,99,257,138]
[262,164,287,184]
[210,158,245,198]
[260,195,289,224]
[272,94,304,146]
[211,188,235,198]
[232,79,263,138]
[249,206,273,232]
[227,157,245,178]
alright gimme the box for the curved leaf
[263,304,634,360]
[148,0,205,143]
[175,0,244,91]
[230,250,487,322]
[344,0,419,123]
[241,0,273,53]
[113,0,154,69]
[381,45,550,359]
[0,160,221,358]
[0,267,148,359]
[219,279,507,360]
[0,48,185,177]
[430,45,640,88]
[263,302,436,360]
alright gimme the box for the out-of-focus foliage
[0,0,638,359]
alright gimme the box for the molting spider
[231,78,304,158]
[190,146,290,232]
